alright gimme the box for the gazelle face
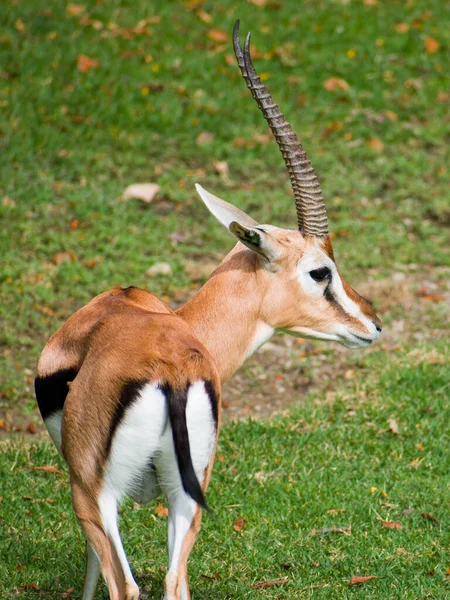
[261,229,382,349]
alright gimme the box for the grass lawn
[0,0,449,598]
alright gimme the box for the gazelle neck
[176,247,274,381]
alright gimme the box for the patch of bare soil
[1,266,448,441]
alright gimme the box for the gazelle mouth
[352,334,373,344]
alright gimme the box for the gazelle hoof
[125,580,140,600]
[164,571,178,600]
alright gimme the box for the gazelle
[35,20,381,600]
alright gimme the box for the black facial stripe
[324,284,351,320]
[35,367,78,421]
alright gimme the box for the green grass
[1,0,449,412]
[0,1,449,598]
[1,341,449,598]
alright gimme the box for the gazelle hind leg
[164,491,201,600]
[81,541,101,600]
[159,380,218,600]
[71,482,138,600]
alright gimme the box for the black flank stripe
[105,379,148,460]
[35,368,78,421]
[204,380,219,429]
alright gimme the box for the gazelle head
[195,21,381,350]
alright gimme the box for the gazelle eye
[309,267,331,282]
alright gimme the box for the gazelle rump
[35,20,381,600]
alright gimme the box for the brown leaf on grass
[327,508,345,514]
[33,303,56,317]
[395,23,409,33]
[436,92,449,103]
[311,527,351,536]
[66,4,85,16]
[123,183,160,203]
[26,423,38,434]
[409,457,424,468]
[51,251,77,265]
[368,138,384,151]
[381,521,402,529]
[154,504,169,517]
[23,496,56,504]
[21,582,39,591]
[201,572,222,581]
[252,578,288,589]
[388,418,399,434]
[402,507,415,516]
[213,160,229,179]
[424,36,440,54]
[77,55,99,73]
[384,110,398,121]
[233,517,246,532]
[323,77,350,92]
[196,9,212,24]
[31,465,63,475]
[321,121,343,140]
[421,512,439,524]
[249,0,268,5]
[61,589,75,598]
[207,29,227,43]
[349,575,377,585]
[196,132,215,145]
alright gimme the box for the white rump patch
[103,383,167,502]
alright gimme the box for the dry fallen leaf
[421,512,439,524]
[207,29,227,43]
[424,36,440,54]
[123,183,160,203]
[145,262,172,277]
[381,521,402,529]
[196,132,215,145]
[402,507,415,516]
[66,4,85,16]
[395,23,409,33]
[388,418,399,434]
[31,465,63,475]
[197,9,212,24]
[213,160,229,179]
[252,578,288,589]
[311,527,351,536]
[233,517,246,532]
[368,137,384,151]
[26,423,38,434]
[77,55,98,73]
[323,77,350,92]
[154,504,169,517]
[350,575,377,585]
[51,251,77,265]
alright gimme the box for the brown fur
[62,310,219,488]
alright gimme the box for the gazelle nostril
[373,321,382,333]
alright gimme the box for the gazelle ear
[195,184,258,229]
[195,184,279,262]
[229,222,279,262]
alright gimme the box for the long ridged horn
[233,20,329,238]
